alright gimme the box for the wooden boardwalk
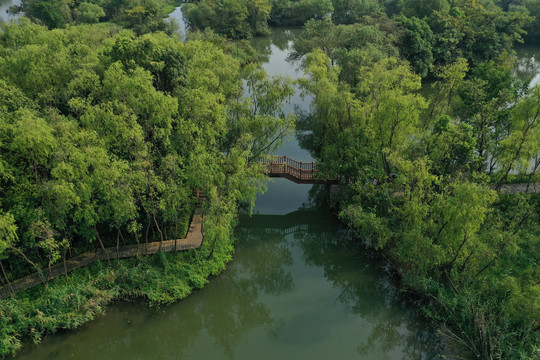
[0,204,204,299]
[263,156,539,193]
[262,156,338,184]
[498,182,539,194]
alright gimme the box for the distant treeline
[182,0,540,44]
[9,0,181,33]
[181,0,540,82]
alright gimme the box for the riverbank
[0,214,235,358]
[14,180,438,359]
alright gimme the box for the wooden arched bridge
[261,156,338,184]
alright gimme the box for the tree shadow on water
[286,186,437,359]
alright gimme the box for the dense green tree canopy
[299,37,539,360]
[1,1,539,359]
[0,19,294,292]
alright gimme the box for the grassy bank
[0,229,234,358]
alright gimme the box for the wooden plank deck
[0,204,204,299]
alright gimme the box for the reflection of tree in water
[292,185,435,359]
[294,109,320,159]
[73,227,296,360]
[200,274,275,358]
[300,184,332,209]
[237,230,294,296]
[514,46,540,84]
[250,28,297,65]
[270,28,296,51]
[193,223,297,358]
[159,185,435,359]
[250,35,273,63]
[51,264,281,360]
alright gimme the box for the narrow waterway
[12,25,435,360]
[4,8,540,360]
[14,184,436,359]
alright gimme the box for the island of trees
[0,0,539,359]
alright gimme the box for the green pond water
[14,182,436,359]
[3,10,540,360]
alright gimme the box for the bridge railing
[258,155,339,183]
[260,156,318,180]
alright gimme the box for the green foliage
[75,2,105,24]
[184,0,335,37]
[453,61,524,173]
[19,0,73,28]
[270,0,335,26]
[0,232,235,357]
[183,0,254,39]
[0,213,18,258]
[13,0,177,34]
[299,24,539,357]
[0,20,293,357]
[427,2,532,68]
[331,0,383,24]
[522,0,540,43]
[400,0,450,18]
[291,18,399,84]
[427,116,478,176]
[494,84,540,187]
[395,15,434,77]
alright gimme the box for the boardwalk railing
[0,202,205,299]
[260,156,338,184]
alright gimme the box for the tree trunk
[0,261,14,295]
[10,245,46,284]
[174,219,178,252]
[496,113,538,190]
[137,193,152,255]
[145,217,150,255]
[448,234,468,272]
[207,236,218,260]
[118,229,126,246]
[473,243,507,281]
[116,229,120,260]
[526,157,540,193]
[94,225,110,265]
[458,247,477,274]
[45,261,53,290]
[143,170,164,251]
[63,250,69,282]
[150,194,164,251]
